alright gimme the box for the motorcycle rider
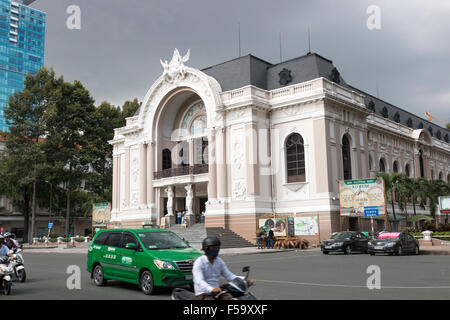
[0,235,15,260]
[192,236,254,300]
[3,233,18,251]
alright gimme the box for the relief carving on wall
[232,180,247,200]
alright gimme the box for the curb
[419,250,450,256]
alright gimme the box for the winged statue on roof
[160,48,190,83]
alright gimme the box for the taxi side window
[93,232,108,245]
[104,232,122,248]
[121,233,138,249]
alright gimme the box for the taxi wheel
[140,270,155,295]
[397,246,403,256]
[93,265,107,286]
[414,246,420,255]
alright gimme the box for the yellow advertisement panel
[339,178,385,217]
[92,203,111,227]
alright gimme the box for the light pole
[45,180,53,237]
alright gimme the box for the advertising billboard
[294,216,319,236]
[92,203,111,227]
[339,178,385,217]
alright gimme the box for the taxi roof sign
[142,222,154,228]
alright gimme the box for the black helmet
[202,236,221,252]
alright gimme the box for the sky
[30,0,450,126]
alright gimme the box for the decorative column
[125,147,131,208]
[147,142,155,208]
[185,184,195,226]
[208,128,217,200]
[139,143,147,207]
[112,155,119,211]
[216,127,228,199]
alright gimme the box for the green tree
[42,79,96,236]
[0,68,58,241]
[121,98,140,122]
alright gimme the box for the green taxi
[87,228,202,295]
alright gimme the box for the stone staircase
[206,227,254,249]
[169,223,207,250]
[169,224,254,250]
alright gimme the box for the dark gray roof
[134,52,450,141]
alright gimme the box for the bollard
[85,236,90,243]
[57,237,63,244]
[422,230,433,241]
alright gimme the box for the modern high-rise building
[0,0,45,132]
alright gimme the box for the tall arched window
[342,135,352,180]
[405,164,410,177]
[438,172,443,181]
[393,161,399,173]
[379,158,386,173]
[162,149,172,170]
[419,150,424,178]
[286,133,306,183]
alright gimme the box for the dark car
[368,232,419,256]
[321,231,369,255]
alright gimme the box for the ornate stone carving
[164,186,174,216]
[232,181,246,200]
[185,184,194,216]
[160,48,190,84]
[232,141,244,170]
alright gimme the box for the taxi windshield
[330,232,353,240]
[137,232,189,250]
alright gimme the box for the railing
[155,164,209,179]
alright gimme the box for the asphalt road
[4,250,450,300]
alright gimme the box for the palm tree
[376,172,400,231]
[395,174,412,228]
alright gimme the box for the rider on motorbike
[0,235,15,260]
[3,233,18,251]
[192,236,254,300]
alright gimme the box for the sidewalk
[21,246,313,255]
[419,246,450,256]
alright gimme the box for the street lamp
[44,180,53,236]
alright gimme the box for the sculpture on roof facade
[160,48,190,83]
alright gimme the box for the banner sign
[92,203,111,227]
[439,196,450,215]
[258,218,287,237]
[364,206,379,217]
[339,178,385,217]
[293,216,319,236]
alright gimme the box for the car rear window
[93,232,109,245]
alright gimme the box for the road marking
[256,279,450,289]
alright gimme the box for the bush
[49,238,58,243]
[62,238,71,243]
[438,224,450,232]
[422,222,436,232]
[75,237,85,243]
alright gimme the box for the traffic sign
[364,206,379,217]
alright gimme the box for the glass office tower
[0,0,45,132]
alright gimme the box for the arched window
[438,172,443,181]
[162,149,172,170]
[286,133,306,183]
[393,161,399,173]
[419,150,424,178]
[431,170,434,180]
[369,154,373,171]
[342,135,352,180]
[190,115,207,136]
[405,164,410,177]
[448,174,450,183]
[379,158,386,173]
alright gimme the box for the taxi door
[101,232,123,278]
[115,232,140,281]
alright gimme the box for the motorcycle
[11,248,26,282]
[0,256,14,295]
[171,266,257,300]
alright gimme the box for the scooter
[0,256,14,295]
[171,266,257,300]
[11,248,26,282]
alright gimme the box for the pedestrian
[177,211,182,224]
[267,228,275,249]
[256,227,265,249]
